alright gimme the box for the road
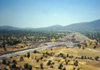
[0,42,68,60]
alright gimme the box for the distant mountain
[0,19,100,33]
[45,25,63,29]
[36,25,63,31]
[0,26,20,30]
[63,19,100,32]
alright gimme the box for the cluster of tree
[24,63,32,70]
[84,32,100,42]
[6,40,21,45]
[2,59,10,65]
[0,30,64,44]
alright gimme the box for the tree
[47,60,52,65]
[34,50,38,53]
[50,66,54,68]
[63,68,66,70]
[12,63,16,68]
[82,47,85,50]
[58,64,63,69]
[40,57,43,60]
[20,56,24,61]
[40,63,43,69]
[81,56,86,59]
[81,56,84,59]
[73,68,75,70]
[74,60,78,66]
[13,60,17,64]
[29,65,32,70]
[67,54,69,57]
[4,67,8,70]
[24,63,32,70]
[77,68,80,70]
[36,59,39,62]
[63,56,66,59]
[59,53,63,57]
[7,61,10,65]
[2,59,6,65]
[66,61,68,65]
[77,44,81,49]
[24,63,29,69]
[95,56,99,61]
[93,46,96,49]
[27,52,30,58]
[2,41,6,51]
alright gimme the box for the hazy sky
[0,0,100,28]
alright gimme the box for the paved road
[0,42,67,60]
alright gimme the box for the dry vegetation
[0,30,65,52]
[0,30,100,70]
[0,44,100,70]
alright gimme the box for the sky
[0,0,100,28]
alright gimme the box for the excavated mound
[60,32,89,47]
[62,32,89,43]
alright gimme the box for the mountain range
[0,19,100,33]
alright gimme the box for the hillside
[63,19,100,32]
[0,26,20,30]
[0,19,100,33]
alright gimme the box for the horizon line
[0,18,100,28]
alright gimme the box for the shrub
[67,54,69,57]
[81,56,86,59]
[59,53,63,57]
[40,63,43,69]
[73,68,75,70]
[13,60,17,64]
[40,57,43,60]
[93,46,96,49]
[81,56,84,59]
[95,56,99,61]
[50,66,54,68]
[74,60,78,66]
[4,67,8,70]
[58,64,63,69]
[63,56,66,59]
[82,47,85,50]
[66,61,68,65]
[2,59,6,65]
[7,61,10,65]
[36,59,39,62]
[20,56,24,61]
[77,68,80,70]
[47,60,52,65]
[69,55,73,58]
[78,44,81,48]
[29,65,32,70]
[24,63,29,69]
[63,68,66,70]
[27,52,30,58]
[24,63,32,70]
[12,64,16,68]
[34,50,38,53]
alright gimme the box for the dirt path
[87,48,100,52]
